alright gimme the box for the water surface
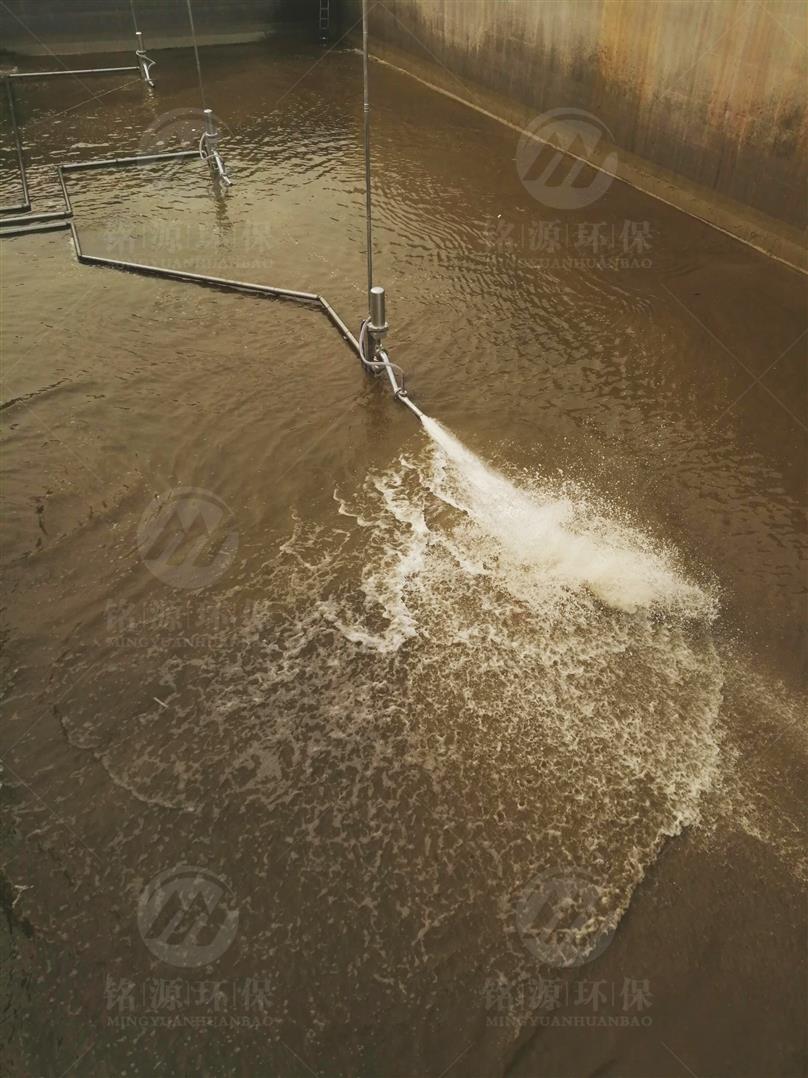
[1,39,806,1078]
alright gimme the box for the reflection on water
[0,36,805,1078]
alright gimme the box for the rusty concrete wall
[344,0,807,237]
[0,1,319,53]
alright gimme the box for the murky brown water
[1,39,806,1078]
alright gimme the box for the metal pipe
[361,0,373,295]
[359,16,413,410]
[0,209,71,227]
[8,67,139,79]
[318,296,363,359]
[1,78,31,214]
[377,348,402,395]
[210,150,232,186]
[368,285,388,339]
[0,219,71,238]
[357,319,408,393]
[2,160,428,424]
[369,285,386,331]
[60,222,422,415]
[62,151,200,172]
[200,109,232,186]
[135,32,156,87]
[55,166,74,216]
[67,220,83,257]
[70,248,321,304]
[366,284,390,371]
[397,392,424,420]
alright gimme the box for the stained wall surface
[343,0,807,239]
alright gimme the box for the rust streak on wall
[344,0,807,263]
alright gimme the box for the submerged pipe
[2,150,427,423]
[71,246,321,304]
[0,54,422,414]
[8,67,139,79]
[65,230,383,376]
[2,63,159,220]
[0,209,71,227]
[62,150,200,172]
[55,165,74,216]
[135,32,156,87]
[1,78,30,214]
[1,219,71,238]
[319,296,364,359]
[200,108,232,186]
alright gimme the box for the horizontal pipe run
[62,150,200,172]
[8,68,139,79]
[59,169,318,303]
[65,240,424,417]
[0,219,72,238]
[70,248,322,305]
[52,173,425,422]
[0,202,31,215]
[0,209,71,227]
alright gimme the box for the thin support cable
[128,0,138,34]
[185,0,207,109]
[362,0,373,295]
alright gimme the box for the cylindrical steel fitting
[368,285,388,338]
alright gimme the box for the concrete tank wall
[344,0,807,256]
[0,1,320,53]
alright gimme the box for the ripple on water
[95,428,724,997]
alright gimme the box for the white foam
[94,427,726,1001]
[420,416,714,617]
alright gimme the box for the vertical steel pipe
[1,78,31,214]
[362,0,374,295]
